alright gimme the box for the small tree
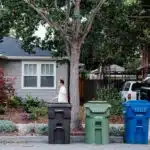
[1,0,106,128]
[0,68,15,107]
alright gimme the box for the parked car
[120,81,141,101]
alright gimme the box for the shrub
[35,124,48,135]
[25,124,36,134]
[23,95,45,113]
[24,124,48,135]
[109,126,124,136]
[8,96,23,108]
[0,105,5,114]
[0,68,15,107]
[96,88,123,115]
[0,120,17,133]
[20,112,30,121]
[28,107,48,120]
[28,113,38,120]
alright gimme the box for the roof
[91,64,125,74]
[0,37,52,58]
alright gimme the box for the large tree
[0,0,106,128]
[81,0,144,71]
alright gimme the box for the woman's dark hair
[60,79,64,84]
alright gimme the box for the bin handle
[136,126,143,128]
[55,109,64,113]
[56,127,64,129]
[56,123,63,127]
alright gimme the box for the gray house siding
[0,59,68,102]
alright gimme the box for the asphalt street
[0,143,150,150]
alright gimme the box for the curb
[0,136,123,144]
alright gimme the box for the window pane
[41,64,54,75]
[33,64,37,75]
[24,76,37,87]
[124,83,131,91]
[29,64,32,75]
[24,64,37,75]
[24,64,28,75]
[131,83,142,91]
[50,64,54,75]
[41,64,46,75]
[46,64,50,75]
[143,79,150,87]
[41,76,54,87]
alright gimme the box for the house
[0,37,69,102]
[89,64,126,79]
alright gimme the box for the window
[123,83,131,91]
[131,83,142,91]
[41,64,54,87]
[143,79,150,87]
[24,64,37,87]
[22,61,56,89]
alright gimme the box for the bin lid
[84,101,111,113]
[48,103,71,108]
[122,100,150,113]
[122,100,150,107]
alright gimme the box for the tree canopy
[0,0,107,128]
[0,0,149,127]
[81,0,149,71]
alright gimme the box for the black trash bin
[48,103,71,144]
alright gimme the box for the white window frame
[21,61,56,89]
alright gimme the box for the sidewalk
[0,143,150,150]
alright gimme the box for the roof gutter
[6,56,69,60]
[0,54,8,59]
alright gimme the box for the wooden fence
[79,78,132,103]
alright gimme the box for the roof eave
[7,56,69,60]
[0,54,8,59]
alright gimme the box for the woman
[52,79,68,103]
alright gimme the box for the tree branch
[73,0,81,40]
[129,16,150,19]
[54,0,58,9]
[66,0,71,22]
[24,0,71,45]
[80,0,106,44]
[65,41,71,58]
[64,0,71,34]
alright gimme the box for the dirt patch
[109,115,124,124]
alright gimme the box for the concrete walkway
[0,143,150,150]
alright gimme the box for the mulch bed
[109,115,124,124]
[0,108,124,124]
[0,108,48,124]
[0,108,124,136]
[0,132,19,136]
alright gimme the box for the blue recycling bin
[122,100,150,144]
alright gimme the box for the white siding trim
[21,61,56,90]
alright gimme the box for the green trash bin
[84,101,111,144]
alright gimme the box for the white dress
[58,86,68,103]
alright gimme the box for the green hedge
[35,125,48,135]
[96,88,123,115]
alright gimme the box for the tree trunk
[70,43,80,129]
